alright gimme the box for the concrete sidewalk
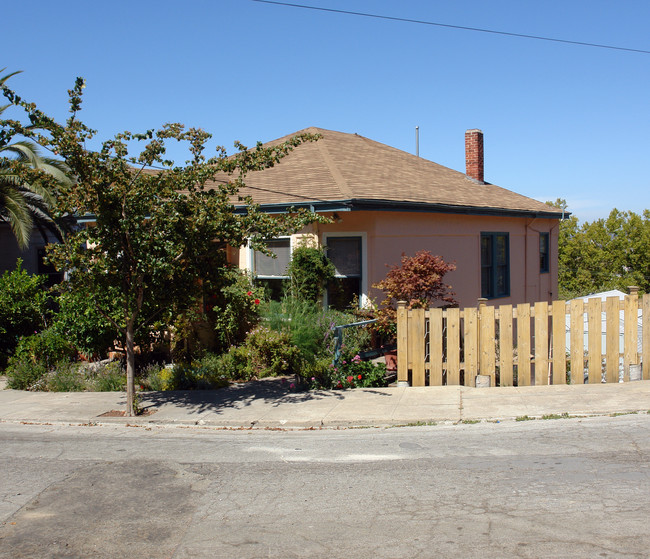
[0,378,649,429]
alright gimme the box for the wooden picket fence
[396,288,650,387]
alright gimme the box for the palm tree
[0,69,71,249]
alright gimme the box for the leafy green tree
[547,199,650,298]
[0,69,70,248]
[3,77,323,415]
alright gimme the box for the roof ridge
[315,131,353,199]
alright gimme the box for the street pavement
[0,376,648,429]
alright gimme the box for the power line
[252,0,650,55]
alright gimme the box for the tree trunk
[125,321,136,417]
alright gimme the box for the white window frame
[249,236,293,280]
[322,232,368,308]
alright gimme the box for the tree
[547,200,650,298]
[0,69,70,248]
[373,250,456,338]
[2,77,323,415]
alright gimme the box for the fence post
[641,293,650,380]
[477,299,487,382]
[624,286,639,381]
[397,301,409,386]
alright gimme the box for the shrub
[306,355,388,390]
[206,266,264,354]
[45,361,86,392]
[5,359,48,390]
[141,355,230,391]
[287,245,335,302]
[7,328,76,371]
[141,362,174,391]
[373,251,456,339]
[0,260,50,369]
[232,325,303,380]
[87,361,126,391]
[53,288,118,359]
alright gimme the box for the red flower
[358,375,362,380]
[254,299,260,305]
[247,291,252,296]
[347,375,354,383]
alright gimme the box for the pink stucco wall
[311,210,559,309]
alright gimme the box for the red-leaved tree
[373,250,456,338]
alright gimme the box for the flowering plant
[330,354,387,389]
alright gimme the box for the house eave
[234,199,567,219]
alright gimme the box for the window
[539,232,550,273]
[481,232,510,299]
[326,236,362,311]
[252,238,290,300]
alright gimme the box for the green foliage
[0,260,50,368]
[373,251,456,338]
[87,361,126,392]
[207,266,264,354]
[261,295,377,387]
[311,354,387,390]
[222,325,303,380]
[7,357,128,392]
[2,74,326,415]
[5,359,48,390]
[0,69,72,249]
[52,287,118,359]
[287,245,335,302]
[44,361,85,392]
[548,201,650,298]
[8,327,76,372]
[141,356,230,391]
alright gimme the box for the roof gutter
[235,198,567,219]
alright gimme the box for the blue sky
[4,0,649,222]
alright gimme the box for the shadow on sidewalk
[139,377,356,416]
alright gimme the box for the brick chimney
[465,129,484,184]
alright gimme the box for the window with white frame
[252,237,291,300]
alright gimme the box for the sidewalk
[1,378,649,429]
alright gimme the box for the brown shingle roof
[213,127,562,217]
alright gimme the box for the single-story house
[1,127,564,311]
[218,127,564,310]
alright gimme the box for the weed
[389,420,437,428]
[515,415,535,421]
[610,411,638,417]
[461,419,480,424]
[541,412,570,420]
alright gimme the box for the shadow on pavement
[139,377,353,415]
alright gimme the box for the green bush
[53,288,118,359]
[45,361,85,392]
[0,260,50,369]
[141,355,230,391]
[9,328,76,370]
[287,245,335,302]
[88,361,126,391]
[206,266,265,354]
[5,359,48,390]
[261,295,375,386]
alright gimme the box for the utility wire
[252,0,650,55]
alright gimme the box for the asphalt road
[1,415,649,558]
